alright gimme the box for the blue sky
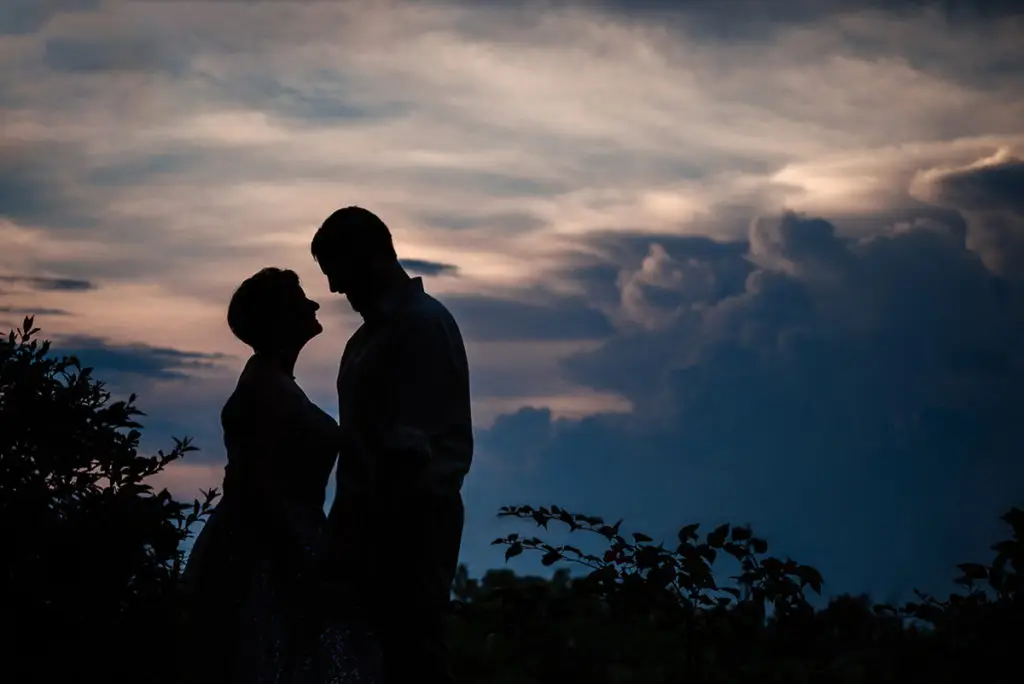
[2,0,1023,602]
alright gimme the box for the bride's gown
[182,354,382,683]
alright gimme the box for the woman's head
[227,267,322,353]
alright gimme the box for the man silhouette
[313,207,473,684]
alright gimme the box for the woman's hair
[227,267,301,350]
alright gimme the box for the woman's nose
[309,299,320,312]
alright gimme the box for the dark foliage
[445,508,1022,683]
[2,320,1021,683]
[1,318,216,684]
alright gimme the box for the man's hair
[311,206,397,264]
[227,267,301,350]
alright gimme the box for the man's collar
[361,276,423,324]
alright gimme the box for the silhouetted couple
[181,207,473,683]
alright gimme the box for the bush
[446,504,1022,683]
[1,317,216,684]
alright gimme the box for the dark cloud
[414,169,570,198]
[87,153,195,187]
[0,306,72,316]
[472,211,1024,602]
[916,154,1024,279]
[0,141,82,226]
[928,157,1024,214]
[419,211,548,235]
[559,233,752,308]
[53,335,233,380]
[583,0,1024,28]
[0,275,96,292]
[0,0,100,36]
[196,71,411,124]
[568,0,1024,94]
[42,35,183,73]
[443,293,616,342]
[400,259,459,277]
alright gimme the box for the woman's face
[277,283,322,348]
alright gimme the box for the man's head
[311,207,398,304]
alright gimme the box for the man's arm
[373,313,459,491]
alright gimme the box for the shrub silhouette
[2,319,1021,683]
[1,317,216,684]
[446,504,1022,683]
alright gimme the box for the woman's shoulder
[223,356,292,419]
[224,355,333,425]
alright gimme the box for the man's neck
[354,265,411,322]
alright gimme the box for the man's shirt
[335,277,473,499]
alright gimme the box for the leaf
[505,542,524,562]
[647,564,675,588]
[707,523,730,548]
[678,523,700,543]
[731,526,752,542]
[956,563,988,580]
[723,543,746,560]
[991,540,1015,554]
[793,565,824,594]
[632,532,653,544]
[750,537,768,555]
[558,511,577,530]
[541,550,561,566]
[696,544,716,563]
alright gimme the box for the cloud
[0,0,99,36]
[911,149,1024,278]
[0,274,95,291]
[52,335,233,380]
[0,306,71,315]
[445,293,616,342]
[43,35,168,73]
[470,209,1024,600]
[400,258,459,277]
[920,152,1024,213]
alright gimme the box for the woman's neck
[255,346,301,378]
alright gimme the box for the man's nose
[310,299,320,311]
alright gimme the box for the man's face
[319,255,374,313]
[318,256,351,295]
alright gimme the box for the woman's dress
[181,354,381,683]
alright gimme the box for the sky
[2,0,1023,603]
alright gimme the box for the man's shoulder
[404,288,460,331]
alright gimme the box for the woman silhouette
[181,267,381,683]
